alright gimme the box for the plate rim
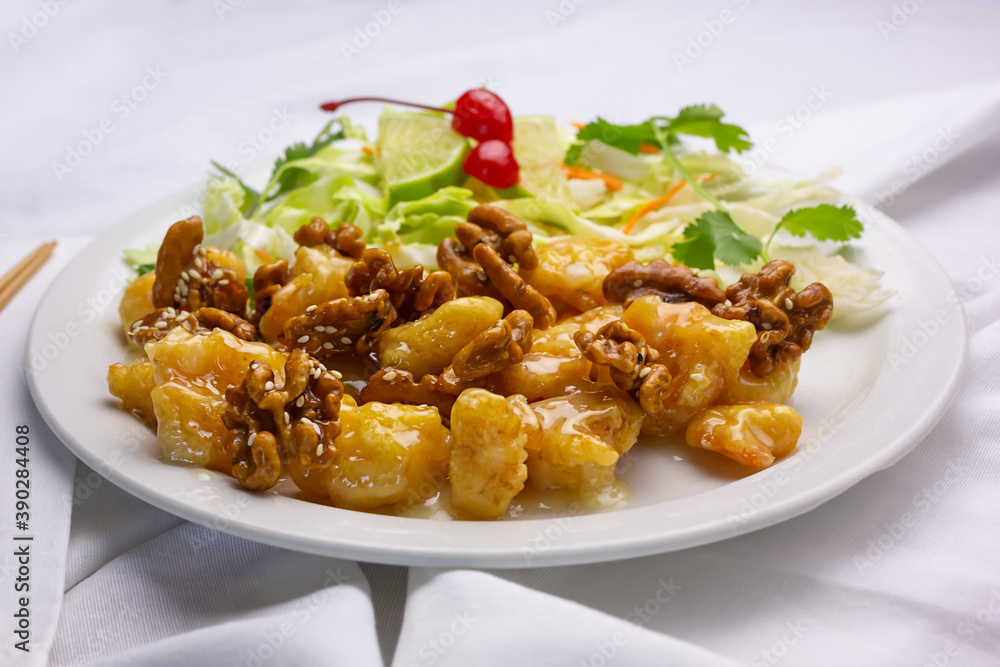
[25,176,968,568]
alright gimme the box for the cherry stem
[319,97,450,114]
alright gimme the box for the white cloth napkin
[4,1,1000,664]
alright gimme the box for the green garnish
[672,210,762,270]
[764,204,863,254]
[135,263,156,277]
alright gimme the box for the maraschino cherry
[320,89,519,189]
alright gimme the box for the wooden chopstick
[0,241,58,314]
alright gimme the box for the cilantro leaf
[571,117,659,157]
[135,263,156,277]
[210,160,261,216]
[659,104,751,153]
[672,210,762,270]
[265,118,345,201]
[777,204,863,242]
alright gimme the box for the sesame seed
[218,279,229,286]
[315,325,325,332]
[761,322,772,331]
[248,432,257,447]
[784,298,794,310]
[638,367,651,379]
[633,279,643,288]
[330,370,343,379]
[340,336,352,345]
[325,326,337,334]
[194,257,204,270]
[301,417,313,425]
[193,244,201,254]
[212,269,224,280]
[296,396,304,408]
[383,370,397,382]
[323,342,334,350]
[264,381,274,391]
[690,372,705,382]
[760,332,771,344]
[180,271,190,281]
[312,423,322,436]
[724,299,732,307]
[306,305,317,313]
[367,293,379,302]
[315,444,324,457]
[154,321,168,329]
[284,412,290,424]
[250,361,258,368]
[476,271,487,281]
[297,335,310,343]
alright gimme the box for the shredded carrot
[560,164,624,191]
[622,175,719,234]
[638,143,660,154]
[253,248,274,264]
[361,146,374,156]
[623,182,687,234]
[570,121,587,129]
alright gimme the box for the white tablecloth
[2,1,1000,665]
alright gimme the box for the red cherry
[451,89,513,144]
[463,140,519,189]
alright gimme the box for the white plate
[26,180,966,568]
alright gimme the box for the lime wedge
[512,115,571,202]
[378,111,469,206]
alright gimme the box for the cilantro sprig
[566,107,862,269]
[211,118,346,218]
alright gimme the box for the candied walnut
[224,349,343,491]
[293,218,367,260]
[119,272,156,337]
[621,296,757,435]
[287,398,451,511]
[474,244,556,329]
[465,204,538,270]
[152,216,249,316]
[346,247,454,322]
[282,289,395,357]
[452,310,534,381]
[252,259,288,319]
[377,297,504,379]
[438,237,504,300]
[520,236,633,312]
[358,367,470,418]
[450,389,540,520]
[573,320,662,392]
[685,402,802,468]
[713,259,834,378]
[604,259,725,309]
[526,380,644,495]
[490,304,623,402]
[258,246,355,344]
[127,306,256,345]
